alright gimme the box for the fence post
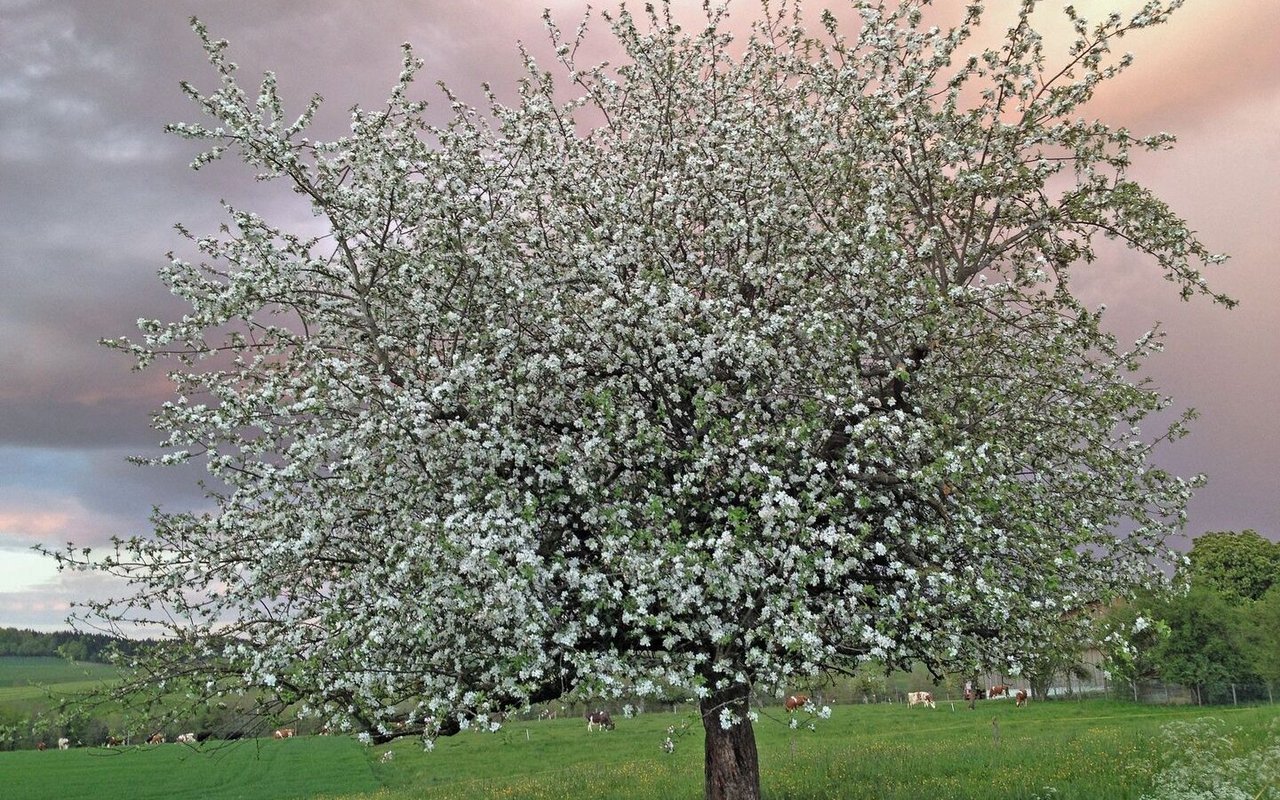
[1231,684,1237,706]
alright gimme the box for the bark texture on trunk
[700,684,761,800]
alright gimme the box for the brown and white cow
[36,741,46,751]
[147,733,165,745]
[907,691,936,709]
[176,732,197,744]
[585,711,615,732]
[273,727,296,739]
[58,737,71,750]
[988,684,1009,699]
[1015,690,1028,707]
[784,694,809,713]
[104,735,123,747]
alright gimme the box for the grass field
[0,656,119,689]
[3,734,380,800]
[355,700,1278,800]
[0,656,121,719]
[1,660,1273,799]
[4,698,1275,800]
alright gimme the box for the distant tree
[1153,587,1256,704]
[1096,596,1168,701]
[0,627,141,663]
[56,641,89,664]
[0,717,20,752]
[1242,585,1280,695]
[1019,617,1095,701]
[1184,530,1280,603]
[53,2,1228,798]
[850,663,889,702]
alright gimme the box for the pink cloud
[0,509,74,539]
[0,491,133,549]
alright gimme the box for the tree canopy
[1150,587,1258,704]
[1243,585,1280,688]
[1184,530,1280,602]
[53,2,1228,797]
[0,627,145,663]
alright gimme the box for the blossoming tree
[60,1,1229,797]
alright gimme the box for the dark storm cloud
[0,397,156,449]
[74,448,210,523]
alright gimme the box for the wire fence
[1094,680,1273,707]
[795,679,1276,709]
[543,678,1276,724]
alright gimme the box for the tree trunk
[700,685,761,800]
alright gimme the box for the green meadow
[3,734,380,800]
[355,700,1278,800]
[4,656,1276,799]
[0,656,119,689]
[0,657,120,719]
[4,696,1276,799]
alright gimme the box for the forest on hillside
[0,627,149,663]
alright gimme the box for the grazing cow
[58,737,70,750]
[273,727,295,739]
[36,741,46,751]
[988,684,1009,699]
[104,735,123,747]
[148,733,165,745]
[176,732,196,744]
[585,711,615,732]
[907,691,936,709]
[1015,690,1028,707]
[784,694,809,713]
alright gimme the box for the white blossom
[56,2,1226,795]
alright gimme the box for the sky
[1,0,1276,632]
